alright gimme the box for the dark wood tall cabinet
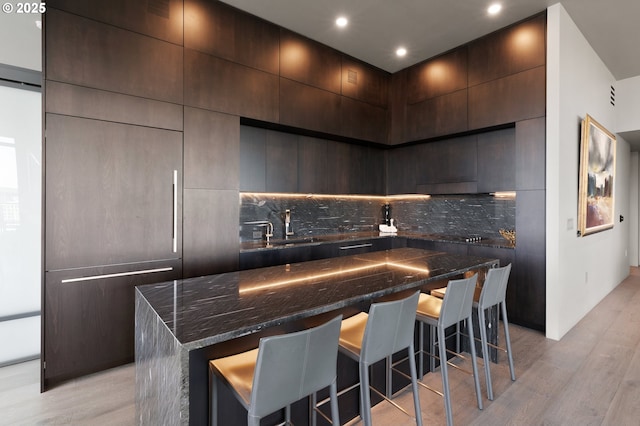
[43,114,184,387]
[43,4,186,388]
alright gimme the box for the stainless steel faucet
[285,209,294,239]
[265,222,273,243]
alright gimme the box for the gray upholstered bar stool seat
[338,291,422,426]
[209,315,343,426]
[430,264,516,401]
[416,274,483,426]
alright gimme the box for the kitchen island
[135,247,499,425]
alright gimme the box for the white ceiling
[221,0,640,80]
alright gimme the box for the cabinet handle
[173,170,178,253]
[61,267,174,283]
[339,243,373,250]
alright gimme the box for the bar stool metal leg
[478,305,494,400]
[502,302,516,381]
[408,341,423,426]
[437,324,453,426]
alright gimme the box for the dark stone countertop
[136,248,498,350]
[239,231,514,252]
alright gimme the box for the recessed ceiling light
[488,3,502,15]
[336,16,348,28]
[396,47,407,57]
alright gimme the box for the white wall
[617,76,640,133]
[630,152,639,267]
[546,4,630,341]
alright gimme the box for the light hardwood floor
[3,268,640,425]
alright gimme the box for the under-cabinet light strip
[240,192,431,201]
[61,267,174,283]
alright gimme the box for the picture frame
[578,114,617,236]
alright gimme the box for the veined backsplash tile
[391,195,515,239]
[240,194,383,242]
[239,193,515,242]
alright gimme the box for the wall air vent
[148,0,170,19]
[347,69,357,84]
[610,85,615,106]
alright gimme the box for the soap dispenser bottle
[383,203,391,226]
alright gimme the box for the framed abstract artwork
[578,114,616,236]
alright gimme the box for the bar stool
[476,264,515,400]
[338,291,422,426]
[209,315,342,426]
[416,274,483,426]
[430,264,515,400]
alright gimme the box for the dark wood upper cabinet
[388,69,409,145]
[477,127,516,192]
[266,130,298,193]
[280,30,342,94]
[184,49,279,122]
[349,145,385,195]
[341,57,389,107]
[327,141,352,194]
[240,126,267,192]
[407,47,468,104]
[418,136,478,186]
[386,145,419,194]
[45,81,184,131]
[298,136,328,193]
[340,97,388,144]
[468,66,546,130]
[46,9,183,104]
[279,78,342,135]
[184,0,279,74]
[184,107,240,190]
[48,0,184,45]
[468,13,546,86]
[405,90,468,141]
